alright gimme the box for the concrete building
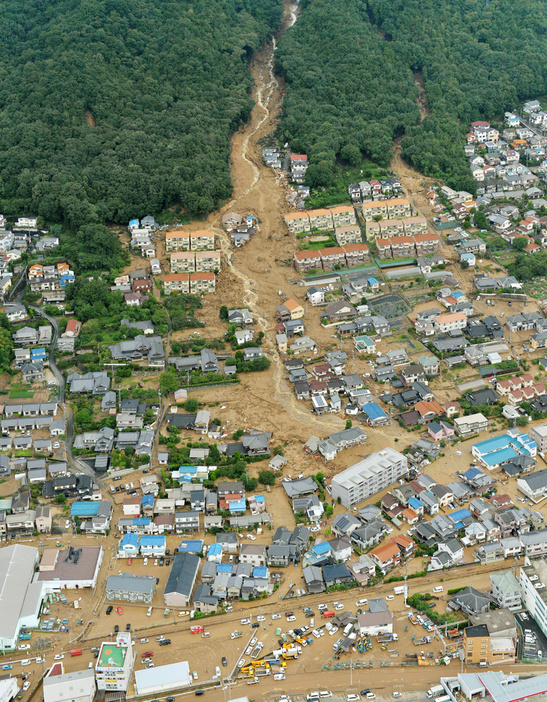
[134,661,191,696]
[490,570,522,610]
[106,573,156,603]
[163,553,200,608]
[520,557,547,638]
[36,546,103,591]
[43,669,95,702]
[0,679,18,702]
[453,413,489,437]
[331,448,408,508]
[531,424,547,453]
[95,633,134,692]
[0,544,43,650]
[463,624,516,666]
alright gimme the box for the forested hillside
[275,0,420,187]
[277,0,547,191]
[0,0,282,225]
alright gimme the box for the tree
[182,398,199,412]
[512,237,528,252]
[516,415,529,426]
[219,306,229,321]
[54,494,67,504]
[258,470,276,486]
[345,419,352,429]
[159,369,179,395]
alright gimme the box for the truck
[70,649,83,657]
[191,625,205,634]
[427,686,444,699]
[321,610,335,618]
[435,696,450,702]
[230,631,243,640]
[393,585,407,596]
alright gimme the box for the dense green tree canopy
[277,0,547,190]
[0,0,282,224]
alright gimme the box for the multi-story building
[189,230,214,251]
[195,250,221,272]
[284,212,311,235]
[364,221,380,240]
[490,570,521,610]
[413,233,439,255]
[308,208,334,231]
[376,238,392,259]
[434,312,467,333]
[531,424,547,452]
[163,273,190,294]
[390,236,415,258]
[387,197,411,218]
[293,250,322,273]
[170,251,195,273]
[378,219,404,238]
[343,243,369,267]
[319,247,345,271]
[453,413,489,437]
[95,634,134,692]
[520,558,547,638]
[360,201,388,222]
[165,231,190,252]
[331,448,408,508]
[106,574,156,604]
[335,225,362,246]
[189,272,215,294]
[329,205,356,228]
[463,624,515,666]
[403,216,428,235]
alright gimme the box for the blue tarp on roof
[208,544,222,556]
[141,494,154,506]
[133,518,150,526]
[408,497,423,511]
[254,495,265,503]
[253,566,268,578]
[463,467,483,480]
[449,508,471,523]
[228,499,246,512]
[140,535,166,547]
[119,533,139,549]
[312,542,332,556]
[216,563,233,574]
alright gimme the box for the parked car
[221,657,227,667]
[106,605,113,615]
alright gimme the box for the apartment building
[413,233,439,255]
[308,208,334,231]
[463,624,515,666]
[170,251,195,273]
[490,570,521,610]
[453,413,489,437]
[360,201,388,222]
[531,424,547,452]
[434,312,467,333]
[165,231,190,252]
[403,216,428,236]
[318,247,345,271]
[343,243,369,267]
[189,272,216,294]
[293,250,322,273]
[195,250,221,272]
[284,212,311,235]
[364,221,380,240]
[331,448,408,508]
[378,219,404,238]
[376,238,392,259]
[335,225,362,246]
[95,635,134,692]
[520,559,547,639]
[189,230,214,251]
[390,236,415,258]
[387,197,411,218]
[329,205,356,227]
[163,273,190,294]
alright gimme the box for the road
[28,303,97,481]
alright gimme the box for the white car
[393,693,402,698]
[143,558,148,566]
[18,645,30,651]
[310,525,320,532]
[54,654,64,660]
[23,683,30,691]
[356,598,368,607]
[65,520,71,529]
[240,618,251,625]
[247,534,256,541]
[333,602,344,610]
[257,615,265,622]
[238,659,246,668]
[317,603,327,611]
[154,559,158,566]
[271,613,281,620]
[250,637,257,646]
[287,615,296,622]
[386,595,394,601]
[329,626,338,636]
[52,442,60,449]
[312,629,321,638]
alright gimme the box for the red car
[116,606,123,615]
[143,651,153,658]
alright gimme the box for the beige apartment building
[284,212,311,235]
[189,272,216,294]
[163,273,190,294]
[170,251,195,273]
[335,224,362,246]
[195,250,221,272]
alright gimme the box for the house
[369,541,401,574]
[35,505,52,533]
[239,544,266,567]
[449,586,491,615]
[276,298,304,321]
[490,570,521,610]
[163,553,200,607]
[324,301,356,322]
[357,610,394,636]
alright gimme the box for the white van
[215,666,221,678]
[21,660,31,666]
[146,606,153,616]
[356,598,368,607]
[433,586,443,594]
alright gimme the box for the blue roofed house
[407,496,424,516]
[71,501,101,518]
[139,535,166,557]
[368,277,380,292]
[118,533,140,558]
[253,566,269,579]
[177,540,204,554]
[207,543,223,563]
[141,494,154,515]
[361,402,389,427]
[228,498,246,515]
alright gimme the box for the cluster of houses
[347,177,403,203]
[28,262,75,292]
[112,268,155,307]
[128,215,159,258]
[221,212,257,247]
